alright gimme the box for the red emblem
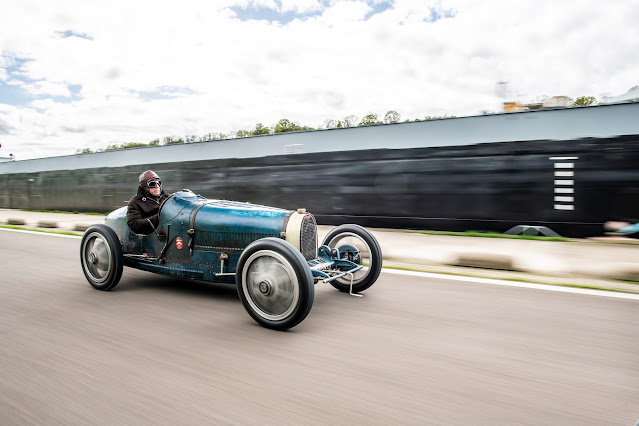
[175,237,184,249]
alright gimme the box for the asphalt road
[1,229,638,425]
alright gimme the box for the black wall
[1,135,638,237]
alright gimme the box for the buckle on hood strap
[188,202,211,255]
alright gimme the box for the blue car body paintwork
[104,191,359,284]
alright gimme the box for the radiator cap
[297,208,306,213]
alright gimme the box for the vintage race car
[80,190,382,330]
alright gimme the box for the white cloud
[230,0,322,14]
[0,0,638,160]
[319,1,372,23]
[24,81,72,97]
[280,0,322,14]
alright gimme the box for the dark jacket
[126,186,169,234]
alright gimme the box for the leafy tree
[358,113,380,126]
[273,118,314,133]
[235,129,251,138]
[104,142,150,151]
[75,148,94,154]
[274,118,300,133]
[163,136,184,145]
[571,96,597,107]
[274,118,296,133]
[252,123,271,135]
[384,110,400,124]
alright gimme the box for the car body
[80,190,382,330]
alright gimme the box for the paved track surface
[1,230,638,425]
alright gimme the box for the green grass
[382,264,639,294]
[0,224,82,236]
[20,209,107,215]
[404,229,571,242]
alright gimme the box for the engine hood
[160,191,314,255]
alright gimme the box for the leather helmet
[139,170,160,187]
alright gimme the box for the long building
[1,102,638,237]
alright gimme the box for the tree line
[75,110,423,154]
[73,96,605,154]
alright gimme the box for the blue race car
[80,190,382,330]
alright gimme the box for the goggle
[147,180,162,188]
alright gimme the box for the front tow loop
[346,272,363,297]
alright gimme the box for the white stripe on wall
[555,188,574,194]
[555,171,574,177]
[554,180,574,186]
[554,163,574,168]
[554,196,574,202]
[554,204,574,210]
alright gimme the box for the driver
[127,170,169,234]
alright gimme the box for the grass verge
[404,229,571,242]
[382,264,639,294]
[20,209,107,215]
[0,224,82,236]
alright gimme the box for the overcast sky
[1,0,638,160]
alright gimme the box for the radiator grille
[300,214,317,260]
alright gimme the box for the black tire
[322,224,382,293]
[236,238,314,331]
[80,224,123,291]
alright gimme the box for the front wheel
[322,224,382,294]
[236,238,314,331]
[80,224,123,291]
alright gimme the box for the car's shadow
[116,272,240,302]
[112,271,351,311]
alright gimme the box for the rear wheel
[80,224,123,291]
[236,238,314,331]
[322,224,382,293]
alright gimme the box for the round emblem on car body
[175,237,184,249]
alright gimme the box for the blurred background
[2,1,639,237]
